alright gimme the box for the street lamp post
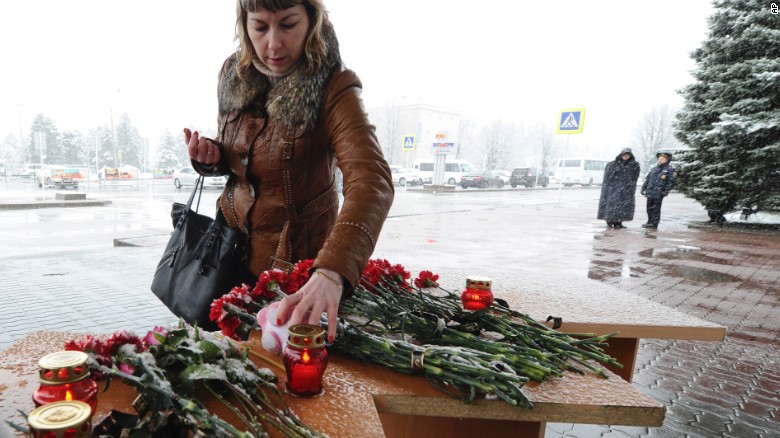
[95,135,101,192]
[34,131,46,192]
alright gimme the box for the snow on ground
[726,210,780,224]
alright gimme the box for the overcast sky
[0,0,714,158]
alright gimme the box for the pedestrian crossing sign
[556,108,586,134]
[402,135,416,151]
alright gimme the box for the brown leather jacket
[194,52,393,289]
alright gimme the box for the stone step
[55,192,87,200]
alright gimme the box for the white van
[411,158,476,185]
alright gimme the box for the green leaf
[198,340,224,362]
[164,328,190,348]
[180,363,228,382]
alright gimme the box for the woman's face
[247,5,309,74]
[622,153,631,161]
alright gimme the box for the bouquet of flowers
[64,322,326,437]
[211,259,622,409]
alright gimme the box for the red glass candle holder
[461,276,494,311]
[33,351,98,415]
[28,400,92,438]
[283,324,328,397]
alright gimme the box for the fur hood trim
[218,20,342,132]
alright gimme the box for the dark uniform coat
[597,148,641,222]
[194,22,393,289]
[641,160,677,199]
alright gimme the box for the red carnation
[414,270,440,288]
[252,269,291,300]
[288,259,314,293]
[219,315,243,339]
[360,259,412,293]
[103,331,144,358]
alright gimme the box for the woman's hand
[274,268,343,342]
[184,128,221,165]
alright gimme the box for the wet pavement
[0,185,778,437]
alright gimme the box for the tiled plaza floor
[1,190,778,437]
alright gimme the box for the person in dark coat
[597,148,641,228]
[641,151,677,229]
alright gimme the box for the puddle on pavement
[588,260,645,280]
[635,245,742,282]
[590,260,622,268]
[664,265,742,283]
[638,246,735,266]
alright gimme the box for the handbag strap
[187,175,205,213]
[175,176,204,230]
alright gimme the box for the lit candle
[461,276,494,311]
[33,351,98,415]
[283,325,328,397]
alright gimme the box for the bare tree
[455,116,477,160]
[481,119,515,170]
[632,105,680,169]
[380,100,402,165]
[530,122,557,170]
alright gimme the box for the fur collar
[218,20,342,132]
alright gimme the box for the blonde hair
[235,0,329,78]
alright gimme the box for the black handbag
[151,176,246,331]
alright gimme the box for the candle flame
[302,350,310,363]
[65,389,73,401]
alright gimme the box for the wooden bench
[494,275,727,382]
[1,331,665,438]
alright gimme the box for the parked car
[510,167,549,188]
[173,167,227,189]
[389,165,423,186]
[489,169,511,184]
[36,164,86,189]
[411,159,476,185]
[20,163,42,178]
[460,170,504,189]
[545,170,559,186]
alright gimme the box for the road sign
[402,135,416,151]
[556,108,586,134]
[432,142,455,154]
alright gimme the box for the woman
[184,0,394,342]
[597,148,640,228]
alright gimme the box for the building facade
[366,102,463,169]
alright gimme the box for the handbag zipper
[168,245,182,267]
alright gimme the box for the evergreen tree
[675,0,780,223]
[27,114,61,163]
[157,129,187,170]
[89,127,117,169]
[116,113,142,168]
[60,131,89,165]
[1,133,23,165]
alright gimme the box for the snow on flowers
[209,258,440,340]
